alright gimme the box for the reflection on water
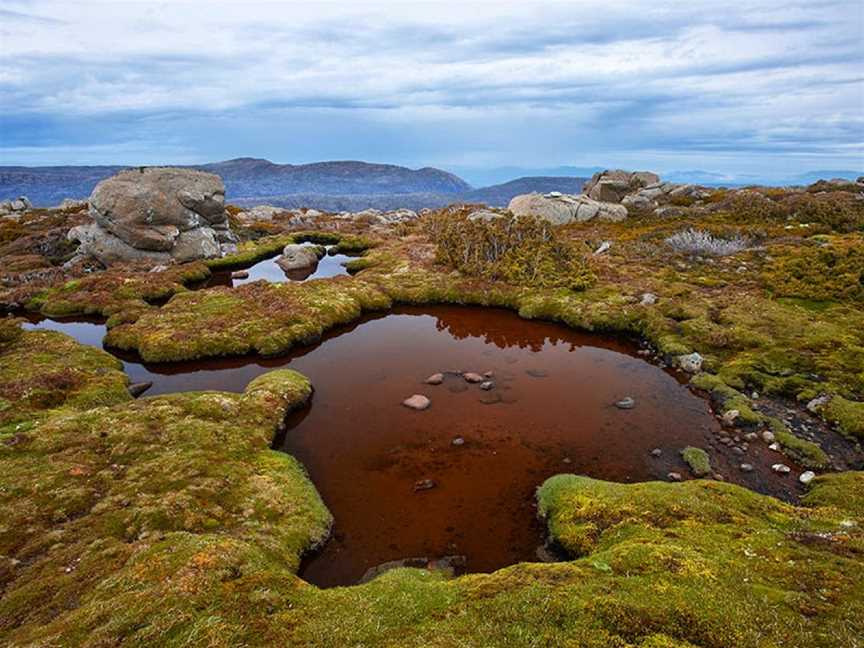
[205,243,357,287]
[19,305,800,587]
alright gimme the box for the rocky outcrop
[508,192,627,224]
[0,196,32,218]
[583,170,661,203]
[622,181,712,212]
[68,168,236,265]
[334,208,419,226]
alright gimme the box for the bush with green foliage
[426,211,595,291]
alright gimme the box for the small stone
[593,240,611,255]
[425,373,444,385]
[740,463,754,472]
[722,410,740,425]
[713,473,725,481]
[640,292,658,305]
[768,442,781,451]
[799,470,816,485]
[483,371,494,378]
[402,394,431,411]
[451,437,465,446]
[525,368,548,378]
[615,396,636,410]
[231,270,249,279]
[771,463,791,474]
[480,381,495,391]
[806,395,830,413]
[463,372,484,383]
[732,446,744,455]
[413,479,437,491]
[650,448,662,457]
[761,430,776,443]
[676,352,704,373]
[751,391,759,399]
[667,472,683,482]
[744,432,758,441]
[562,457,572,464]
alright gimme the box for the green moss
[0,325,130,428]
[680,446,712,476]
[823,395,864,439]
[766,417,830,469]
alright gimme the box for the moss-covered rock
[680,446,712,476]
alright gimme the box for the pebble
[771,463,791,474]
[740,463,754,472]
[425,373,444,385]
[713,473,725,481]
[732,447,744,455]
[761,430,775,443]
[615,396,636,410]
[799,471,816,485]
[483,371,494,378]
[451,437,465,446]
[525,368,549,378]
[650,448,662,457]
[768,442,781,451]
[722,410,740,425]
[562,457,572,464]
[744,432,758,441]
[480,381,495,391]
[463,372,484,383]
[414,479,437,491]
[667,472,683,482]
[402,394,431,411]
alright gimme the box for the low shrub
[426,211,595,291]
[763,237,864,302]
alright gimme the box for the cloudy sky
[1,0,862,180]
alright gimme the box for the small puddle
[204,243,357,287]
[18,306,806,587]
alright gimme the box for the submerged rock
[463,372,484,383]
[413,478,437,491]
[615,396,636,410]
[359,555,465,583]
[127,381,153,398]
[402,394,431,411]
[424,373,444,385]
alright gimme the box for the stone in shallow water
[413,478,437,491]
[651,448,662,457]
[615,396,635,409]
[402,394,431,410]
[231,270,249,279]
[425,373,444,385]
[667,472,683,482]
[480,381,495,391]
[451,437,465,446]
[799,470,816,484]
[525,368,548,378]
[740,463,754,472]
[772,463,791,474]
[463,372,484,383]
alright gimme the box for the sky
[1,0,863,181]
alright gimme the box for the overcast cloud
[1,0,862,179]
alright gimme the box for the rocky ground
[1,170,863,646]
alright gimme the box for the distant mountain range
[0,158,585,210]
[1,158,859,211]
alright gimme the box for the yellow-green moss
[823,395,864,439]
[680,446,712,476]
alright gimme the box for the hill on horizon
[0,158,589,210]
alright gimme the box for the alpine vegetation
[665,228,751,256]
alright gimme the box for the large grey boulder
[584,170,661,203]
[508,192,627,224]
[68,167,236,265]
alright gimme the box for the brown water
[19,306,805,587]
[204,243,356,287]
